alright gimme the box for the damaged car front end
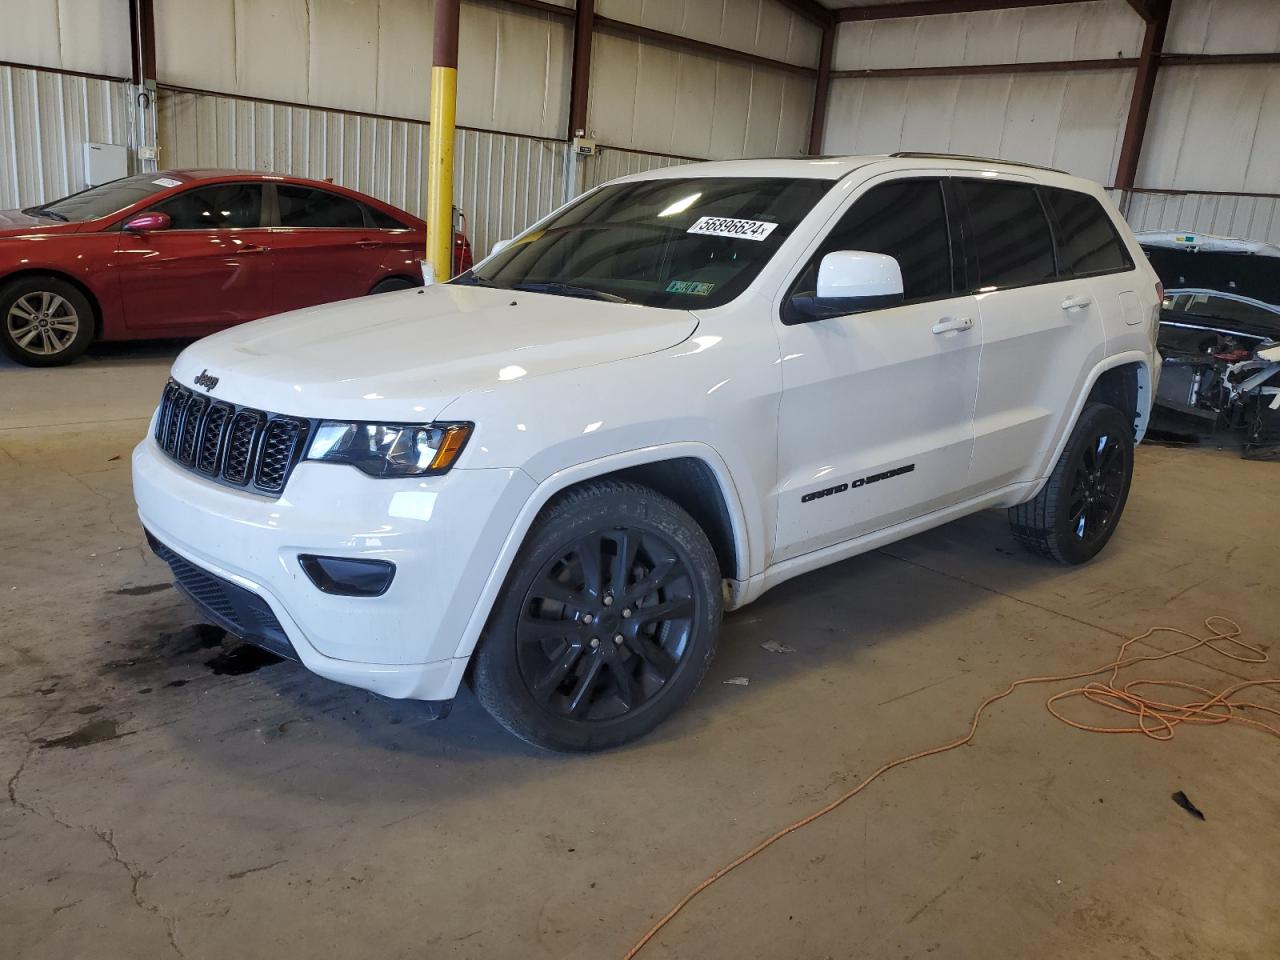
[1141,232,1280,459]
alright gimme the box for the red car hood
[0,209,83,237]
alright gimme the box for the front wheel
[471,480,722,751]
[1,276,94,366]
[1008,402,1135,565]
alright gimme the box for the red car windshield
[25,173,174,223]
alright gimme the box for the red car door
[114,182,277,335]
[267,184,410,315]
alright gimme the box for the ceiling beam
[1114,0,1171,192]
[807,23,835,153]
[567,0,594,138]
[1161,51,1280,67]
[836,0,1085,21]
[831,56,1137,79]
[593,17,817,76]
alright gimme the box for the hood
[171,283,698,420]
[0,209,82,237]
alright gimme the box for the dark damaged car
[1140,231,1280,458]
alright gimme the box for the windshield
[453,176,834,309]
[24,173,174,223]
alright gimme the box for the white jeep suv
[133,154,1162,751]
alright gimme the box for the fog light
[299,555,396,597]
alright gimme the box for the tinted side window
[956,180,1056,289]
[790,179,953,307]
[367,205,407,229]
[156,184,263,229]
[1044,188,1133,276]
[277,186,365,228]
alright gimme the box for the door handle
[237,243,268,254]
[1061,294,1092,310]
[357,239,380,249]
[931,316,974,335]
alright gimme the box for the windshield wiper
[23,206,68,222]
[450,274,504,288]
[511,281,629,304]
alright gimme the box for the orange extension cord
[623,615,1280,959]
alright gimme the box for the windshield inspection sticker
[687,216,778,242]
[666,280,715,296]
[152,177,182,188]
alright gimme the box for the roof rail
[889,152,1067,174]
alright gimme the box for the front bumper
[133,436,535,701]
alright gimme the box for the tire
[369,277,418,295]
[0,276,94,366]
[1008,402,1135,565]
[471,479,722,752]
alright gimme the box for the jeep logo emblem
[194,369,220,392]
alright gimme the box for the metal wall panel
[1166,0,1280,55]
[0,0,132,79]
[156,87,568,258]
[588,32,814,159]
[833,1,1144,71]
[580,146,693,191]
[153,0,571,140]
[1119,190,1280,244]
[1139,65,1280,194]
[823,69,1134,186]
[595,0,823,67]
[0,65,130,209]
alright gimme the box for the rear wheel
[1,276,94,366]
[369,277,418,295]
[1008,402,1135,564]
[471,480,721,751]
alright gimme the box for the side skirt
[732,479,1038,608]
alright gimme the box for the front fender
[447,440,757,661]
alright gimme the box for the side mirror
[790,250,905,322]
[124,211,171,233]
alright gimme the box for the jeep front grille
[153,380,310,498]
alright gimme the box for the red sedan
[0,170,472,366]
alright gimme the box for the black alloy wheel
[516,527,696,722]
[1009,402,1135,565]
[472,480,721,751]
[1066,429,1127,545]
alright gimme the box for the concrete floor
[3,343,1278,960]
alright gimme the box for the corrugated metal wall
[580,146,693,191]
[1120,191,1280,244]
[823,0,1280,242]
[1139,65,1280,195]
[587,31,814,159]
[824,69,1135,187]
[832,0,1144,69]
[595,0,823,66]
[156,87,568,258]
[153,0,572,140]
[0,0,132,78]
[0,65,130,209]
[824,0,1141,186]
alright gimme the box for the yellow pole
[426,0,459,282]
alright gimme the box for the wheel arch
[369,273,422,294]
[1021,351,1154,504]
[450,443,753,662]
[1086,359,1152,442]
[1,268,105,337]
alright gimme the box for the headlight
[306,421,472,477]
